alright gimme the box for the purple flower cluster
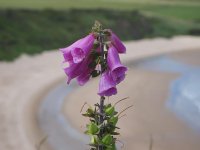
[60,31,127,96]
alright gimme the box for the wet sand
[0,36,200,150]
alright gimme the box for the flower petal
[107,46,127,84]
[110,32,126,53]
[98,70,117,96]
[77,70,91,86]
[60,34,95,63]
[71,47,85,63]
[64,56,91,84]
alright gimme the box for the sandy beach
[63,54,200,150]
[0,36,200,150]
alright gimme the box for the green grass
[0,0,199,20]
[0,9,199,61]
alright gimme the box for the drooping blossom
[64,56,91,84]
[60,34,95,63]
[110,31,126,54]
[107,46,127,84]
[77,71,91,86]
[61,29,127,93]
[98,70,117,96]
[76,61,92,86]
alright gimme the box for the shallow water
[167,71,200,131]
[134,55,197,73]
[38,82,89,150]
[135,55,200,131]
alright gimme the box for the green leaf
[102,134,113,145]
[105,106,115,116]
[90,135,98,145]
[87,122,99,135]
[82,107,96,118]
[104,104,112,109]
[109,116,118,126]
[87,107,94,114]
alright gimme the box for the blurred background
[0,0,200,150]
[0,0,200,61]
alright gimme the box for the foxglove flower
[77,63,92,86]
[60,34,95,63]
[107,46,127,84]
[77,71,91,86]
[64,57,91,84]
[110,32,126,53]
[98,70,117,96]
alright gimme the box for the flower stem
[99,31,104,73]
[98,31,105,150]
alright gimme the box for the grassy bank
[0,9,199,61]
[0,0,200,21]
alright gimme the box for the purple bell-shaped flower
[98,70,117,96]
[107,46,127,84]
[110,32,126,54]
[60,34,95,64]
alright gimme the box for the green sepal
[82,107,95,118]
[86,122,99,135]
[108,116,118,126]
[102,134,113,145]
[90,135,98,145]
[104,104,112,109]
[105,106,115,116]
